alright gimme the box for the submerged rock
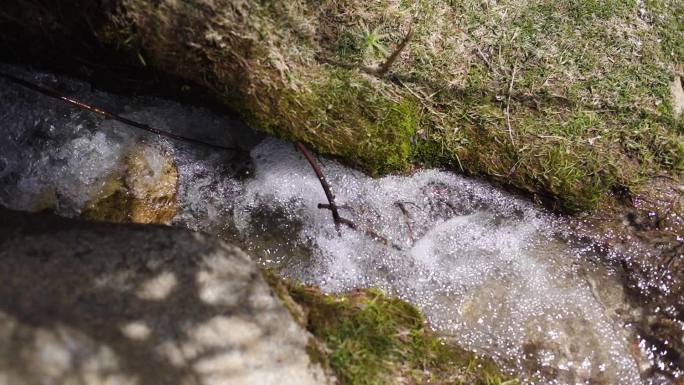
[0,65,260,223]
[0,208,332,385]
[1,64,680,384]
[83,143,179,224]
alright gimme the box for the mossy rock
[262,270,517,385]
[82,143,178,224]
[2,0,683,212]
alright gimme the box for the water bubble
[0,63,658,385]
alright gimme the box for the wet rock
[0,208,332,385]
[0,64,262,222]
[82,143,179,224]
[570,197,684,381]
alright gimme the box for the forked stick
[295,141,346,229]
[295,141,403,250]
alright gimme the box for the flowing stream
[0,65,678,385]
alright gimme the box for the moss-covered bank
[1,0,682,212]
[262,270,517,385]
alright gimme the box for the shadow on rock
[0,208,330,385]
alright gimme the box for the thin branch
[295,141,346,229]
[474,45,494,73]
[462,32,497,77]
[315,24,414,78]
[363,226,403,251]
[295,141,404,250]
[505,63,518,147]
[318,203,352,211]
[395,202,414,246]
[374,24,414,76]
[0,72,237,152]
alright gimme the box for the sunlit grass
[40,0,682,212]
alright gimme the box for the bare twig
[318,203,352,211]
[315,24,414,77]
[474,45,493,72]
[295,141,404,250]
[374,24,414,76]
[466,36,498,77]
[364,227,403,251]
[0,72,237,152]
[505,63,518,146]
[295,141,347,230]
[395,202,415,246]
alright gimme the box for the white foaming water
[229,140,644,385]
[0,65,654,384]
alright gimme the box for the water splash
[226,139,647,385]
[0,65,667,384]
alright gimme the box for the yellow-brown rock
[82,143,178,224]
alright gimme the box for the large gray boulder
[0,208,331,385]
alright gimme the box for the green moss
[303,70,419,175]
[262,270,516,385]
[5,0,683,212]
[645,0,684,64]
[255,69,420,175]
[83,0,684,211]
[396,0,684,211]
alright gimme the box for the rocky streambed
[1,65,682,385]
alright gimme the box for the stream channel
[1,64,680,385]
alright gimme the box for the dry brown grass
[2,0,682,212]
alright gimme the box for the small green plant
[359,23,389,59]
[55,0,683,213]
